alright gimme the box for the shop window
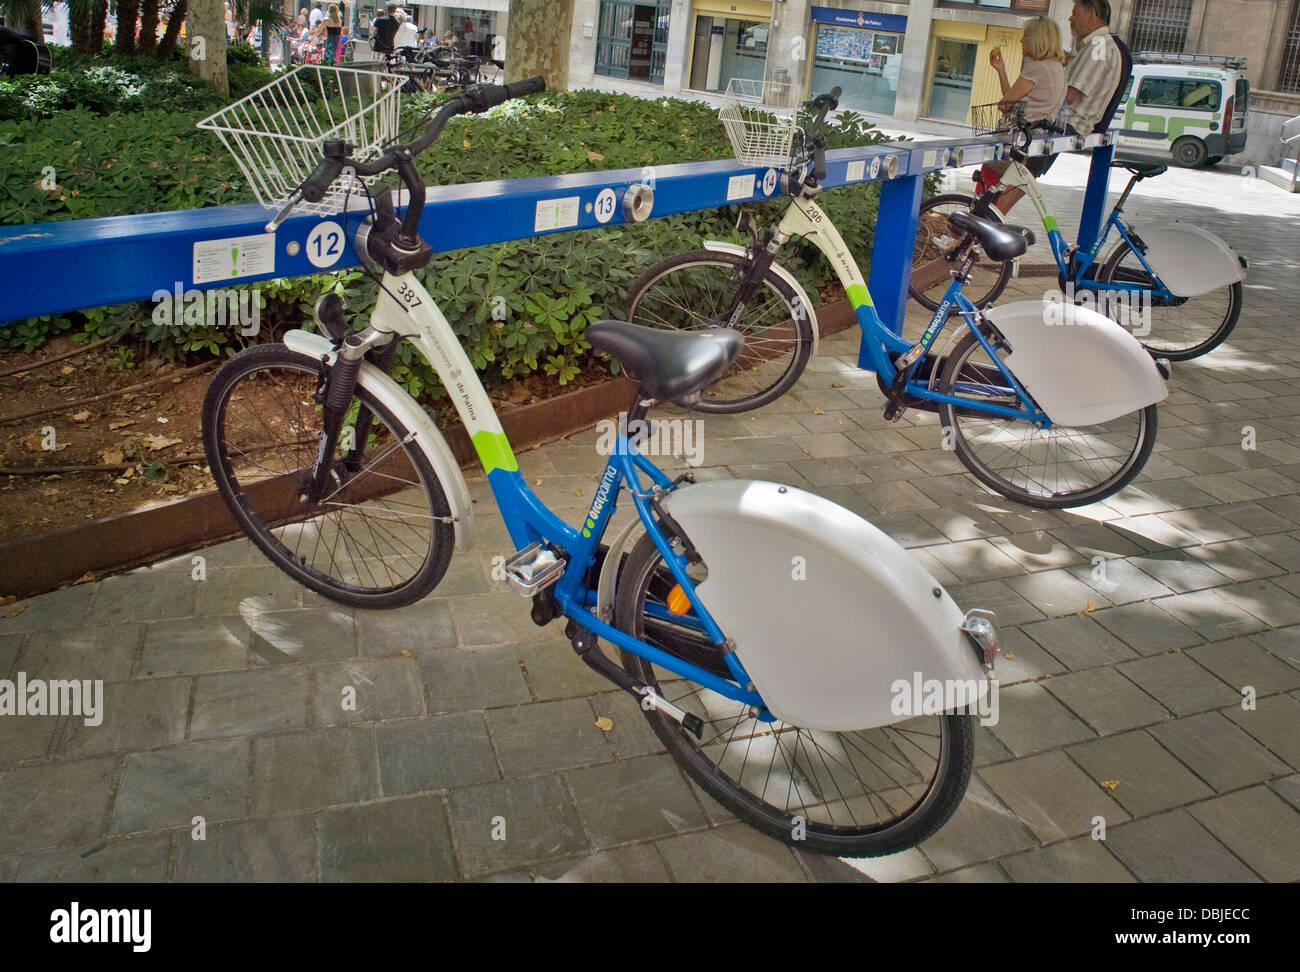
[595,1,672,84]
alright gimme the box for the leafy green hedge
[1,75,919,410]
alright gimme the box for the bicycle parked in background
[626,84,1169,509]
[910,135,1247,361]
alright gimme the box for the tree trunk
[71,0,96,52]
[116,0,139,54]
[187,0,229,97]
[90,0,108,52]
[138,0,160,54]
[158,0,186,59]
[504,0,570,88]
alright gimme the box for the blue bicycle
[628,90,1170,508]
[200,76,1001,857]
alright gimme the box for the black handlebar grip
[813,144,827,182]
[505,75,546,99]
[301,157,343,203]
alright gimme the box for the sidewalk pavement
[1,160,1298,883]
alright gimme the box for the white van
[1112,52,1249,168]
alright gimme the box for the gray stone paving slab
[190,667,312,739]
[1186,638,1300,696]
[1067,731,1215,817]
[1104,811,1262,882]
[310,658,425,726]
[52,677,190,758]
[1043,667,1170,735]
[318,795,458,882]
[985,682,1095,757]
[1091,602,1205,654]
[0,756,117,856]
[19,624,141,681]
[566,754,708,849]
[420,645,533,713]
[998,836,1136,883]
[655,824,808,882]
[13,835,172,882]
[1224,693,1300,768]
[477,844,673,882]
[1021,614,1139,671]
[925,862,1010,882]
[1271,774,1300,811]
[485,698,613,777]
[1118,653,1240,716]
[173,814,317,882]
[250,727,379,815]
[1148,712,1291,793]
[136,617,248,677]
[376,712,500,796]
[979,750,1129,844]
[354,599,458,655]
[446,774,589,878]
[111,739,249,834]
[1185,786,1300,882]
[916,777,1035,872]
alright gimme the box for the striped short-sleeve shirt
[1065,27,1123,134]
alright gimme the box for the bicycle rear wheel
[936,324,1157,508]
[910,194,1013,312]
[625,250,814,413]
[202,344,454,608]
[614,532,975,858]
[1097,239,1242,361]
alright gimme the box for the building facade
[567,0,1300,162]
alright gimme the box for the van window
[1235,77,1249,114]
[1136,76,1221,111]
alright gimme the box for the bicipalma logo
[582,465,618,538]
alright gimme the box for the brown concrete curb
[1,299,855,599]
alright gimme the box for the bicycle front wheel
[910,194,1013,312]
[937,325,1157,508]
[625,250,814,413]
[202,344,455,608]
[614,532,975,858]
[1097,238,1242,361]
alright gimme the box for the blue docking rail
[0,128,1117,348]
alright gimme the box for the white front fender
[703,241,820,362]
[984,300,1168,428]
[663,479,990,731]
[1129,222,1246,297]
[282,329,474,551]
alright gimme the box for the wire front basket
[197,65,405,215]
[719,78,802,167]
[969,99,1028,137]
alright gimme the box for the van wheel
[1171,136,1208,168]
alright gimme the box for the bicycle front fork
[302,326,394,504]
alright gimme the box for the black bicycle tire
[202,343,455,608]
[909,193,1014,312]
[614,532,975,857]
[625,250,815,414]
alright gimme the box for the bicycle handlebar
[290,76,548,214]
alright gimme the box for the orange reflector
[666,584,691,615]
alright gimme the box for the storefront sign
[810,6,907,33]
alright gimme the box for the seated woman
[990,16,1068,131]
[985,16,1069,215]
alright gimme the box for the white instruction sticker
[727,173,755,201]
[922,150,938,168]
[846,160,866,182]
[535,196,580,232]
[193,233,275,285]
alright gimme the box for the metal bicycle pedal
[503,542,566,597]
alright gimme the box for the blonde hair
[1023,16,1067,64]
